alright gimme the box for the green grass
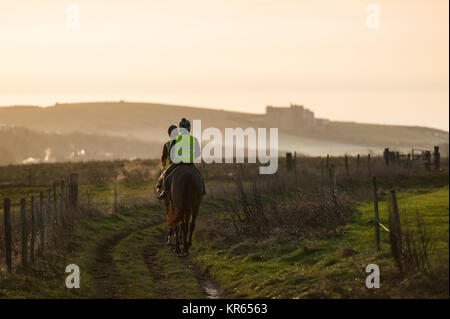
[113,223,204,298]
[156,246,205,298]
[0,200,209,298]
[0,180,155,215]
[68,207,165,298]
[0,205,163,298]
[191,186,449,298]
[1,162,448,299]
[356,186,449,264]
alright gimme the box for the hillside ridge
[1,101,448,160]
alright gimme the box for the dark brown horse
[164,164,203,254]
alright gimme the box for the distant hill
[0,126,160,166]
[0,102,448,161]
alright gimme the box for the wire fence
[0,174,80,273]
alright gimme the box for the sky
[0,0,448,131]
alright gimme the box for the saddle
[164,164,205,197]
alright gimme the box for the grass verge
[191,186,449,298]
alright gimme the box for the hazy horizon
[1,0,448,131]
[1,91,448,132]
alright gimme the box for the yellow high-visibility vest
[173,134,195,163]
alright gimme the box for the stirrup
[157,191,167,200]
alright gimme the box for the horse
[164,164,203,254]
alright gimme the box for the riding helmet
[179,118,191,132]
[168,124,177,136]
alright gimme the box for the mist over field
[0,101,448,165]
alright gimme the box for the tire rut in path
[143,239,177,299]
[91,218,220,299]
[91,231,130,299]
[90,221,162,299]
[144,224,221,299]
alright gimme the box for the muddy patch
[179,255,221,299]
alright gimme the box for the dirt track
[90,217,220,299]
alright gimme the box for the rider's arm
[160,143,168,170]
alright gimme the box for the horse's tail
[166,207,184,228]
[167,177,191,229]
[166,166,201,228]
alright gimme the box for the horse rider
[155,124,178,194]
[156,118,204,200]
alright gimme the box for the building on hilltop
[265,103,328,130]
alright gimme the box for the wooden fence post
[65,177,70,209]
[326,154,330,175]
[47,189,52,227]
[356,154,361,169]
[286,152,293,171]
[39,192,45,252]
[344,155,349,176]
[86,190,91,210]
[434,146,440,170]
[4,198,12,273]
[424,151,431,170]
[52,182,57,226]
[293,151,298,184]
[384,148,390,166]
[60,180,65,222]
[113,182,118,214]
[30,196,36,263]
[69,173,79,209]
[329,165,337,196]
[407,153,411,172]
[368,154,372,175]
[372,177,380,251]
[20,198,28,268]
[52,182,57,206]
[389,190,403,272]
[320,158,324,177]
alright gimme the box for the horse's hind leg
[188,218,196,249]
[174,225,181,254]
[188,204,199,249]
[182,220,189,254]
[167,228,174,246]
